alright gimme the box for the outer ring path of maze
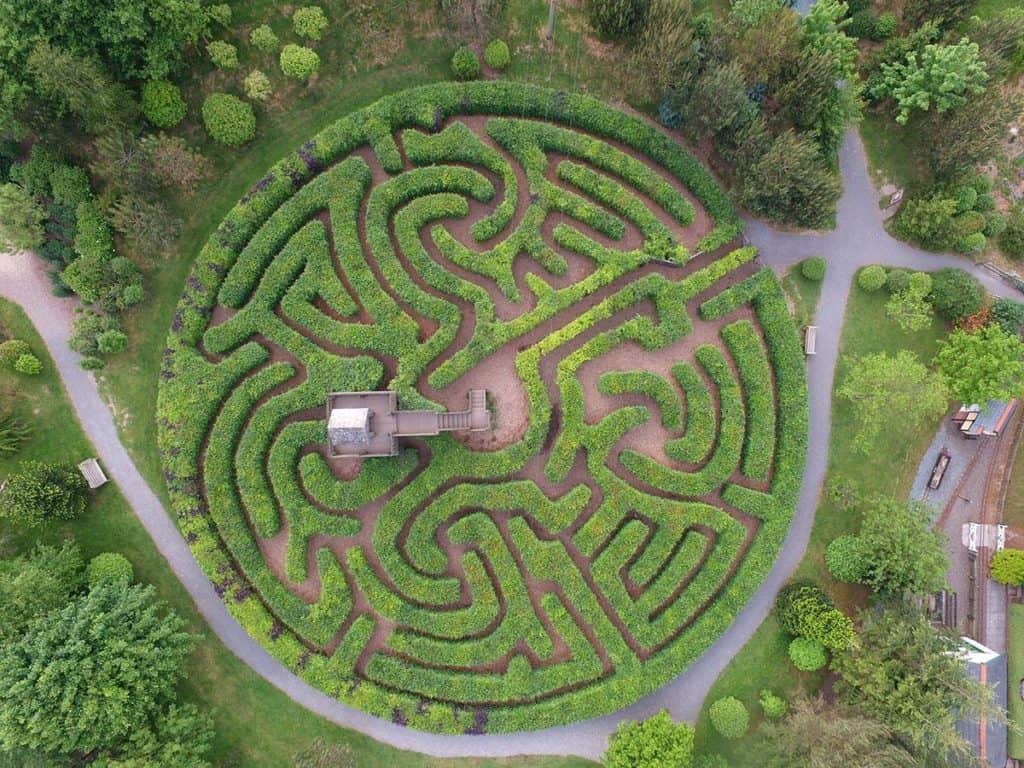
[157,81,808,735]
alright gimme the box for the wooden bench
[77,458,109,489]
[804,325,817,356]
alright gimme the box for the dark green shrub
[789,637,827,671]
[280,44,320,80]
[857,265,887,292]
[49,165,91,207]
[929,268,983,320]
[484,39,511,70]
[954,185,978,213]
[0,461,89,527]
[800,256,826,281]
[992,298,1024,335]
[1001,211,1024,260]
[451,46,481,80]
[775,582,855,650]
[708,697,749,740]
[588,0,648,39]
[140,80,186,128]
[956,232,986,254]
[975,193,996,212]
[885,268,911,294]
[983,212,1006,238]
[825,535,865,583]
[847,10,876,38]
[86,552,134,586]
[201,94,256,147]
[872,11,897,38]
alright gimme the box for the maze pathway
[158,82,808,734]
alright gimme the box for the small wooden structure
[952,400,1018,439]
[77,458,109,489]
[803,325,817,356]
[326,390,491,458]
[928,447,952,490]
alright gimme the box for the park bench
[77,458,109,489]
[804,325,817,356]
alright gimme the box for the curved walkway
[1,128,1019,761]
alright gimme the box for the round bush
[800,256,826,282]
[87,552,134,586]
[49,165,91,207]
[983,213,1006,238]
[991,298,1024,335]
[708,697,749,740]
[244,69,272,102]
[956,232,987,254]
[604,710,694,768]
[0,339,32,368]
[929,267,983,320]
[788,637,827,671]
[13,353,42,375]
[293,6,328,41]
[847,9,876,38]
[250,24,280,52]
[1000,214,1024,260]
[140,80,186,128]
[280,44,320,80]
[825,535,865,583]
[759,689,788,720]
[201,93,256,147]
[975,193,996,213]
[451,46,481,81]
[991,548,1024,585]
[872,11,897,39]
[857,265,887,292]
[484,39,511,70]
[954,185,978,214]
[885,268,911,294]
[207,40,239,70]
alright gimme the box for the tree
[0,183,44,249]
[936,324,1024,404]
[759,690,788,719]
[990,548,1024,585]
[250,24,280,52]
[201,94,256,147]
[838,351,948,454]
[280,44,320,80]
[628,0,694,101]
[856,498,948,596]
[87,552,134,586]
[206,40,238,70]
[885,288,933,332]
[825,535,866,583]
[0,542,83,642]
[893,193,959,249]
[991,298,1024,335]
[874,39,989,125]
[0,460,89,527]
[140,134,211,195]
[675,62,753,139]
[107,194,181,252]
[759,695,918,768]
[832,606,998,760]
[708,697,749,739]
[788,637,827,671]
[929,267,983,320]
[0,582,194,755]
[245,69,273,102]
[292,6,329,41]
[737,130,841,228]
[775,582,856,650]
[922,87,1024,178]
[107,703,213,768]
[604,710,695,767]
[802,0,858,79]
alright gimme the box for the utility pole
[545,0,558,42]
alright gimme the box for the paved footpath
[1,127,1020,761]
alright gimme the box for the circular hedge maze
[158,82,808,734]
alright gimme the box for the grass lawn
[0,298,592,768]
[858,111,927,191]
[693,274,949,762]
[1009,603,1024,760]
[781,265,823,328]
[1004,433,1024,529]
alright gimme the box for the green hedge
[157,82,804,734]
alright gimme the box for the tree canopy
[936,324,1024,404]
[0,542,83,642]
[604,710,695,767]
[856,498,948,596]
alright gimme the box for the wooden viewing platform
[326,390,491,458]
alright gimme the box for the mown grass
[781,266,823,328]
[1009,603,1024,760]
[858,111,926,191]
[0,298,592,768]
[693,275,949,763]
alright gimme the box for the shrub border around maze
[156,81,805,733]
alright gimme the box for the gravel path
[1,127,1020,761]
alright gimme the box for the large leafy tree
[0,542,83,642]
[604,710,695,767]
[874,39,989,124]
[832,606,998,761]
[759,695,917,768]
[0,582,194,755]
[0,182,45,249]
[838,351,948,453]
[856,498,948,596]
[922,86,1024,178]
[0,460,89,527]
[936,324,1024,404]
